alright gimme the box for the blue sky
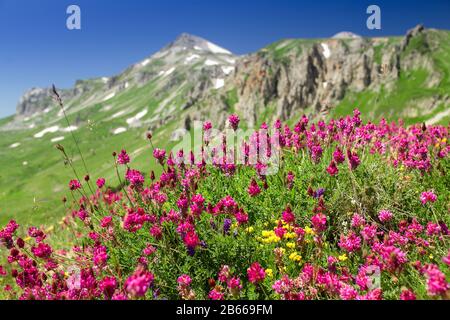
[0,0,449,118]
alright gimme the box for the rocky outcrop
[6,26,449,132]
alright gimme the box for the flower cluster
[1,110,448,300]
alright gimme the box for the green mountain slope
[0,26,449,226]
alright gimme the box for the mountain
[0,26,449,225]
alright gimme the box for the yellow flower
[262,230,272,237]
[24,236,32,242]
[429,254,434,260]
[289,252,302,262]
[338,254,348,262]
[304,226,315,235]
[45,225,54,233]
[442,138,447,144]
[265,269,273,278]
[286,242,296,249]
[246,227,254,234]
[270,235,281,243]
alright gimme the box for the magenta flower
[339,232,362,253]
[378,210,393,223]
[420,191,437,205]
[235,210,249,225]
[96,178,105,188]
[117,149,130,165]
[208,288,225,300]
[247,262,266,284]
[31,243,52,259]
[333,148,345,164]
[99,276,117,299]
[247,179,261,197]
[311,213,327,232]
[203,121,212,131]
[347,150,361,170]
[177,274,192,287]
[228,114,240,131]
[326,161,338,176]
[69,179,81,191]
[423,264,449,296]
[124,268,155,298]
[400,289,416,300]
[153,148,166,163]
[282,206,295,224]
[125,169,145,186]
[100,216,113,228]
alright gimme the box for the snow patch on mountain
[113,127,127,135]
[213,79,225,89]
[10,143,21,149]
[51,136,65,143]
[321,43,331,59]
[205,59,219,66]
[206,41,232,55]
[34,126,60,138]
[103,92,116,102]
[126,109,148,125]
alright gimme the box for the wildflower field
[1,110,449,300]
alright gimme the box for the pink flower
[442,250,450,266]
[339,284,358,300]
[218,265,231,282]
[378,210,393,223]
[423,264,449,296]
[177,274,192,287]
[228,114,240,131]
[93,245,108,267]
[248,179,261,197]
[69,179,81,191]
[183,231,200,250]
[117,149,130,165]
[420,191,437,205]
[400,289,416,300]
[311,213,327,232]
[209,288,224,300]
[347,150,361,170]
[0,265,7,276]
[153,148,166,163]
[124,268,154,297]
[351,213,366,228]
[235,210,249,225]
[247,262,266,284]
[125,169,145,186]
[100,216,112,228]
[333,148,345,164]
[282,206,295,224]
[339,232,361,253]
[203,121,212,131]
[96,178,106,188]
[99,276,117,299]
[31,243,52,259]
[326,161,339,176]
[143,245,156,256]
[286,171,295,189]
[272,276,292,295]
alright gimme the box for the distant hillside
[0,25,449,225]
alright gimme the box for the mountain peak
[167,33,232,55]
[332,31,361,39]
